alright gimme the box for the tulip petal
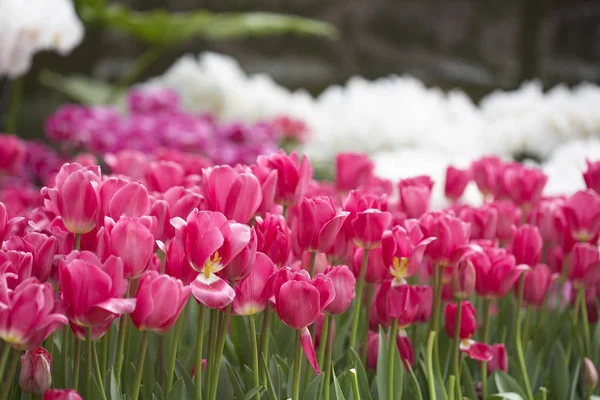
[460,340,493,362]
[191,274,236,309]
[300,326,320,375]
[94,298,137,315]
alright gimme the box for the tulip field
[3,89,600,400]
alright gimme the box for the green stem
[388,319,399,400]
[522,305,533,351]
[292,330,303,400]
[74,234,81,251]
[114,282,131,385]
[0,350,19,400]
[515,275,534,400]
[6,77,24,134]
[452,300,463,400]
[350,368,361,400]
[426,331,437,400]
[158,335,165,389]
[447,375,456,400]
[431,264,448,400]
[73,338,81,390]
[309,251,317,277]
[209,304,232,400]
[205,309,219,397]
[131,331,149,400]
[195,305,206,400]
[92,332,108,400]
[0,345,10,381]
[259,306,272,386]
[62,326,70,384]
[165,315,185,396]
[317,314,330,369]
[323,316,335,400]
[349,249,369,351]
[86,328,93,399]
[480,299,491,400]
[100,330,108,379]
[578,287,593,357]
[106,46,164,103]
[249,315,261,400]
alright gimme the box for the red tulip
[20,348,52,395]
[323,265,356,314]
[3,233,58,283]
[521,263,553,307]
[398,175,434,218]
[351,209,392,249]
[43,389,83,400]
[293,196,349,253]
[335,152,375,192]
[256,150,312,207]
[254,213,291,268]
[484,344,509,375]
[381,224,435,285]
[232,253,277,316]
[420,211,470,266]
[445,166,471,202]
[444,301,476,340]
[396,330,414,369]
[564,190,600,243]
[202,165,262,224]
[41,163,101,234]
[568,243,600,288]
[59,251,136,330]
[131,271,191,333]
[0,276,67,350]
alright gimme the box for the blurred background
[6,0,600,139]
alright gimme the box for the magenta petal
[461,342,493,362]
[300,326,320,375]
[191,275,236,309]
[94,298,137,315]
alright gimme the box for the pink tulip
[420,211,470,266]
[521,263,552,307]
[343,190,388,215]
[100,180,150,221]
[398,175,434,218]
[144,161,186,193]
[381,224,435,285]
[3,233,57,282]
[131,271,191,333]
[351,209,392,249]
[564,190,600,243]
[254,213,291,267]
[97,216,156,278]
[489,200,522,241]
[41,163,101,234]
[59,251,136,329]
[220,227,257,281]
[232,253,277,316]
[457,205,498,240]
[151,186,204,241]
[104,150,149,181]
[0,134,25,174]
[484,344,508,375]
[569,243,600,288]
[69,320,112,341]
[375,281,421,327]
[0,201,24,242]
[293,196,349,253]
[584,160,600,194]
[444,301,476,339]
[468,246,527,299]
[445,166,471,202]
[396,330,414,369]
[527,196,567,245]
[162,238,198,285]
[452,257,476,299]
[20,348,52,395]
[365,331,380,370]
[335,152,375,192]
[256,150,312,207]
[364,330,414,371]
[323,265,355,314]
[43,389,83,400]
[0,250,33,287]
[314,313,336,350]
[511,225,543,266]
[413,285,433,323]
[471,156,503,198]
[0,276,67,350]
[202,165,262,224]
[352,247,388,283]
[249,164,278,216]
[498,164,547,208]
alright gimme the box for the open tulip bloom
[2,132,600,400]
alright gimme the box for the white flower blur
[0,0,84,78]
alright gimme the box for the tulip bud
[452,259,476,299]
[20,348,52,395]
[583,358,598,392]
[43,389,83,400]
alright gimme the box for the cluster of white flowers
[0,0,84,78]
[144,52,600,203]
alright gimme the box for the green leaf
[568,360,581,400]
[174,360,195,400]
[349,348,373,400]
[332,368,346,400]
[106,369,122,400]
[260,353,278,400]
[302,375,323,400]
[39,70,122,105]
[549,342,569,400]
[461,361,478,400]
[87,5,337,46]
[494,372,527,399]
[244,387,265,400]
[225,361,245,400]
[375,327,404,399]
[167,379,186,400]
[488,393,524,400]
[406,364,424,400]
[142,339,157,400]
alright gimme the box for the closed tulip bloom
[351,209,392,249]
[59,251,136,329]
[499,164,547,208]
[43,389,83,400]
[0,276,67,350]
[342,190,389,215]
[489,200,522,241]
[293,196,349,253]
[0,250,33,287]
[104,149,148,180]
[20,348,52,395]
[584,160,600,194]
[314,313,336,350]
[202,165,262,224]
[375,281,421,327]
[101,180,151,221]
[564,190,600,243]
[521,263,552,307]
[232,253,276,316]
[420,212,470,266]
[511,225,543,266]
[452,258,476,299]
[484,344,509,375]
[0,201,24,242]
[445,166,471,202]
[323,265,356,314]
[569,243,600,288]
[444,301,476,340]
[41,163,101,234]
[381,224,435,285]
[131,271,191,333]
[396,330,414,369]
[365,331,379,371]
[144,161,186,193]
[335,152,375,192]
[97,216,156,278]
[352,247,388,283]
[457,205,498,240]
[3,233,57,283]
[249,164,278,216]
[474,246,528,299]
[256,150,312,207]
[527,196,567,245]
[583,358,599,392]
[413,285,433,323]
[0,134,25,174]
[254,213,291,267]
[471,156,503,198]
[398,175,434,218]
